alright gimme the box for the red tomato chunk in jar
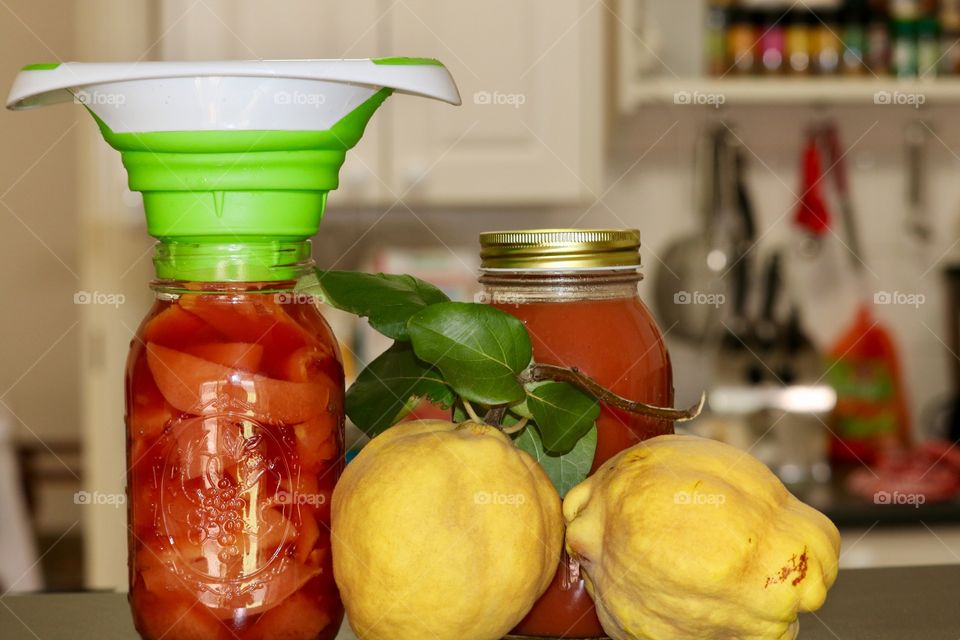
[126,291,344,640]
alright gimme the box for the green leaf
[514,423,597,497]
[526,381,600,455]
[407,302,531,405]
[345,342,454,436]
[313,270,449,341]
[510,381,549,419]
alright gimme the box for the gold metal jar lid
[479,228,641,270]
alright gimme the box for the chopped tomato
[253,504,297,557]
[244,591,335,640]
[279,473,333,524]
[214,560,321,619]
[294,415,339,472]
[130,480,161,537]
[165,417,227,482]
[146,343,329,424]
[130,394,176,443]
[128,349,177,443]
[295,510,320,565]
[137,545,193,595]
[184,342,264,372]
[280,346,340,383]
[143,303,222,348]
[306,545,329,568]
[156,485,208,553]
[132,585,231,640]
[280,472,321,502]
[178,294,313,358]
[279,347,343,420]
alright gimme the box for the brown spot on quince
[764,548,808,589]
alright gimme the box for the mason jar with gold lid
[479,228,673,640]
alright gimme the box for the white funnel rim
[6,58,462,110]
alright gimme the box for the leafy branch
[520,364,704,422]
[309,269,703,496]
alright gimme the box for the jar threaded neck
[152,239,314,282]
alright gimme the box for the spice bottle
[867,0,893,74]
[759,9,787,74]
[727,7,759,75]
[786,8,813,75]
[941,0,960,74]
[812,8,843,74]
[842,3,870,74]
[706,0,732,76]
[892,18,920,77]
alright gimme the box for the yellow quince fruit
[564,434,840,640]
[331,419,563,640]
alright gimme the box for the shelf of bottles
[626,0,960,108]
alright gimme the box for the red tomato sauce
[495,295,673,638]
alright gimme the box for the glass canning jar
[126,241,344,640]
[479,229,674,640]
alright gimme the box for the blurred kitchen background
[3,0,960,593]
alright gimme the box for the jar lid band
[478,228,641,270]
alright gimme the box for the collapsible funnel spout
[7,59,460,241]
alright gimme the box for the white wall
[0,0,83,544]
[0,2,79,444]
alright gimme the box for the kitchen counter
[1,565,957,639]
[794,476,960,528]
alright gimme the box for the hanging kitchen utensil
[905,120,932,243]
[779,304,821,384]
[734,139,758,244]
[814,122,914,467]
[793,128,832,257]
[721,139,757,351]
[823,122,866,272]
[746,250,783,383]
[711,133,760,391]
[655,126,737,342]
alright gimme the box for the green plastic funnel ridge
[6,59,460,242]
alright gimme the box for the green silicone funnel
[6,59,460,243]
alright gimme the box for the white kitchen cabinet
[156,0,388,205]
[386,0,604,205]
[156,0,605,206]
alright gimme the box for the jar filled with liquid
[478,229,674,639]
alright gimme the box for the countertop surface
[793,475,960,528]
[1,565,957,639]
